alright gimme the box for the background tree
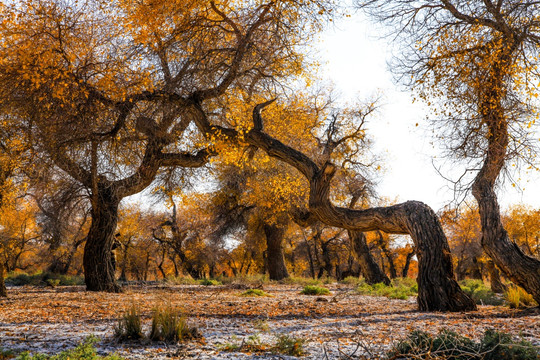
[358,0,540,302]
[0,0,335,291]
[192,90,476,311]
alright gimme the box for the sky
[317,10,540,212]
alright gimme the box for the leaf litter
[0,283,538,359]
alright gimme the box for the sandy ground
[0,284,539,359]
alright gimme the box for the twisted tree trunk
[471,56,540,304]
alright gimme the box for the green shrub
[198,279,222,286]
[165,276,198,285]
[339,276,364,286]
[274,334,305,357]
[506,285,537,309]
[279,276,321,286]
[114,305,143,341]
[459,279,504,306]
[46,279,60,288]
[355,278,417,300]
[301,285,330,295]
[149,306,199,343]
[224,274,269,286]
[240,289,272,297]
[5,272,84,287]
[16,336,124,359]
[389,328,539,359]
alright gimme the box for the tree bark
[320,240,334,278]
[263,223,289,281]
[83,185,121,292]
[402,247,415,278]
[486,259,506,294]
[0,260,6,297]
[470,57,540,304]
[376,231,398,279]
[349,230,390,285]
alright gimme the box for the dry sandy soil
[0,283,539,359]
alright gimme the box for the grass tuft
[149,305,200,343]
[114,304,143,341]
[301,285,330,295]
[198,278,222,286]
[240,289,272,297]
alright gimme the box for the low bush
[164,276,198,285]
[16,336,124,360]
[389,328,539,359]
[114,305,143,341]
[274,334,306,357]
[279,276,321,286]
[301,285,330,295]
[5,272,84,287]
[198,279,222,286]
[506,285,537,309]
[149,306,199,343]
[240,289,272,297]
[459,279,504,306]
[339,276,364,286]
[356,278,418,300]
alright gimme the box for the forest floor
[0,283,539,359]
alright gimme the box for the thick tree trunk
[473,181,540,304]
[320,240,334,278]
[349,230,390,285]
[83,186,121,292]
[263,223,289,281]
[0,260,6,297]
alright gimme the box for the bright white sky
[317,10,540,212]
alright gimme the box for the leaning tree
[359,0,540,302]
[0,0,335,291]
[189,94,476,311]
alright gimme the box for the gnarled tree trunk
[308,164,476,312]
[471,59,540,304]
[349,230,390,285]
[83,185,121,292]
[263,223,289,281]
